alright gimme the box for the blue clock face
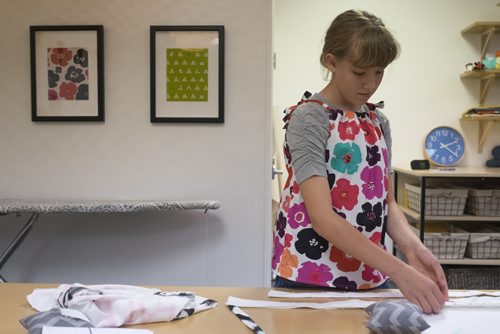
[424,126,465,166]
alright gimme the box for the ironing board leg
[0,213,40,282]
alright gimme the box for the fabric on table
[27,283,217,327]
[19,308,93,334]
[365,300,430,334]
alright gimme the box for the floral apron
[272,92,390,290]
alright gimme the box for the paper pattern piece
[166,48,208,102]
[42,327,152,334]
[226,296,374,309]
[423,308,500,334]
[47,48,89,101]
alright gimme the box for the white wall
[0,0,272,286]
[274,0,500,168]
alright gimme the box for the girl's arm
[384,182,449,299]
[300,175,446,314]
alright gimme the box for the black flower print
[73,48,88,67]
[356,202,382,232]
[327,170,336,189]
[76,84,88,100]
[276,211,286,238]
[328,109,342,121]
[366,145,381,166]
[332,276,357,290]
[295,228,329,260]
[48,69,60,88]
[65,65,86,83]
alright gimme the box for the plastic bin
[405,183,468,216]
[465,188,500,216]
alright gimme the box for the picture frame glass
[152,28,223,122]
[31,26,103,121]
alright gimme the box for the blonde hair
[320,10,400,73]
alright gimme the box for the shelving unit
[460,21,500,153]
[393,166,500,266]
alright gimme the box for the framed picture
[30,25,104,122]
[150,25,224,123]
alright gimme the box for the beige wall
[273,0,500,168]
[0,0,272,285]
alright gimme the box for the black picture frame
[150,25,224,123]
[30,25,104,122]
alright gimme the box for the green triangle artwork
[166,48,209,102]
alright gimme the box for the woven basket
[465,188,500,216]
[405,183,468,216]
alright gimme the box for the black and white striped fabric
[227,305,265,334]
[365,300,430,334]
[19,308,93,334]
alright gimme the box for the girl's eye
[353,71,364,76]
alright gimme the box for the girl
[272,9,448,314]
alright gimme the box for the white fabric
[268,289,500,299]
[28,283,217,327]
[42,327,152,334]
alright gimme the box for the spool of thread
[496,50,500,69]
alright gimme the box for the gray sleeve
[376,109,392,174]
[287,104,330,184]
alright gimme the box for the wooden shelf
[440,258,500,266]
[460,113,500,153]
[461,22,500,60]
[401,206,500,222]
[460,69,500,79]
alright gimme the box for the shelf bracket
[478,120,495,153]
[480,27,496,60]
[479,74,495,105]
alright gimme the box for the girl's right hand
[390,264,446,314]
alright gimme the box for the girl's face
[326,55,385,111]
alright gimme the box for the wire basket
[405,183,468,216]
[465,227,500,259]
[465,188,500,216]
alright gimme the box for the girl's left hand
[406,246,449,300]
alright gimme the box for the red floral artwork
[59,82,77,100]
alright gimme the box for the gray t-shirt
[287,93,392,184]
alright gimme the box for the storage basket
[423,230,469,260]
[405,183,468,216]
[462,223,500,259]
[465,188,500,216]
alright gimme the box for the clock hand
[439,143,459,157]
[440,140,458,149]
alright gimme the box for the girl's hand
[389,263,446,314]
[406,245,449,301]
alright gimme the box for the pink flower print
[338,120,360,141]
[361,166,383,199]
[284,233,293,247]
[272,235,284,270]
[369,231,387,252]
[331,178,359,210]
[361,264,385,283]
[288,203,311,229]
[297,261,333,286]
[48,89,58,100]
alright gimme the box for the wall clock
[424,126,465,167]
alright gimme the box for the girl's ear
[324,53,336,73]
